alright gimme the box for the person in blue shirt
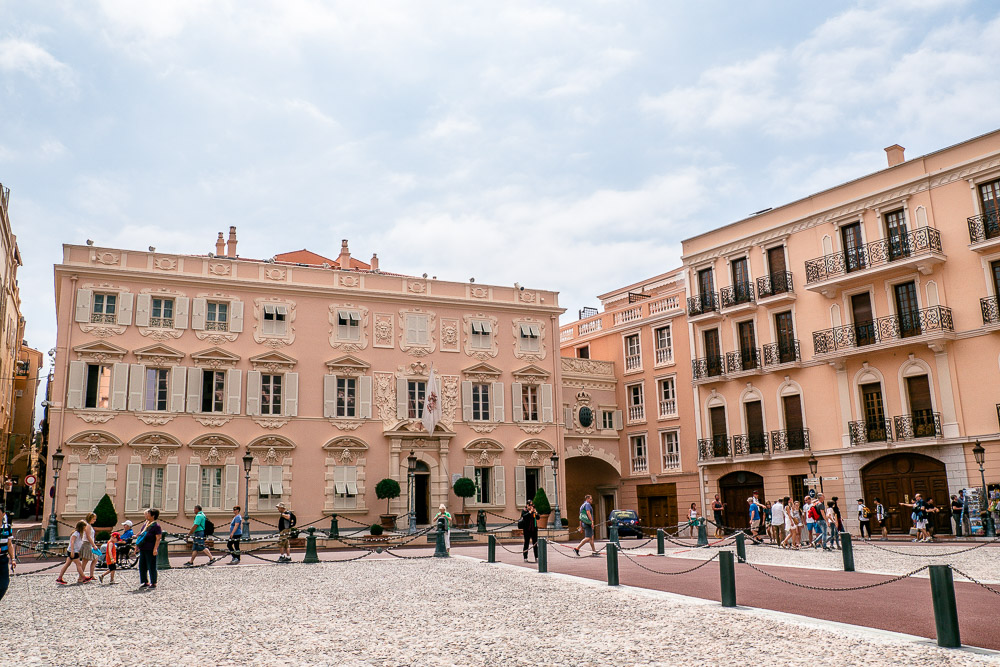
[748,497,762,542]
[1,511,17,602]
[119,520,135,542]
[227,506,243,564]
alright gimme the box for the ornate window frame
[463,313,499,360]
[247,435,296,514]
[127,432,183,464]
[512,317,546,362]
[137,287,188,341]
[399,308,437,357]
[77,282,132,337]
[192,292,243,344]
[253,297,296,348]
[322,436,369,514]
[329,304,369,352]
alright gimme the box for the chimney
[227,225,237,257]
[885,144,905,168]
[338,239,351,270]
[370,253,379,272]
[215,232,225,256]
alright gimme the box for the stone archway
[565,454,621,535]
[718,471,765,531]
[861,452,950,534]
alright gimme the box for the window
[408,380,426,419]
[624,334,641,371]
[576,345,590,359]
[470,320,492,350]
[333,466,358,509]
[789,474,807,503]
[658,377,676,417]
[654,326,672,364]
[333,377,357,417]
[472,383,490,421]
[150,298,174,328]
[261,374,283,415]
[979,178,1000,239]
[521,384,539,422]
[85,364,113,409]
[92,293,117,323]
[140,466,164,509]
[144,368,169,412]
[661,431,680,470]
[627,383,644,422]
[257,465,284,511]
[404,314,430,346]
[207,301,229,331]
[518,322,541,353]
[884,209,909,260]
[894,281,921,338]
[474,467,492,504]
[737,320,757,370]
[630,434,648,474]
[76,464,108,512]
[525,467,541,501]
[200,466,223,510]
[602,410,615,430]
[337,310,361,341]
[201,370,226,413]
[262,304,288,336]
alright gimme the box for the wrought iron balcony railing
[848,419,893,446]
[771,428,810,452]
[698,436,731,461]
[692,355,725,380]
[968,211,1000,244]
[732,433,768,456]
[812,306,953,354]
[982,296,1000,325]
[762,339,801,366]
[687,292,720,316]
[757,271,794,298]
[720,282,755,309]
[726,348,761,373]
[893,411,942,440]
[804,227,943,284]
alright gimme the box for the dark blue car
[609,509,643,538]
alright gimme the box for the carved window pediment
[463,438,504,454]
[322,436,369,463]
[325,355,372,376]
[73,340,128,363]
[191,346,241,369]
[247,435,296,451]
[512,364,551,383]
[249,350,297,372]
[189,433,240,450]
[128,432,183,448]
[515,439,554,465]
[133,343,185,365]
[66,431,123,447]
[461,362,502,380]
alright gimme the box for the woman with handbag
[519,500,539,562]
[135,508,162,589]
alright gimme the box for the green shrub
[561,518,568,527]
[95,529,111,543]
[532,488,551,515]
[370,523,384,536]
[453,477,476,512]
[375,478,401,514]
[93,494,118,527]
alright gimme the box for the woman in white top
[687,503,699,537]
[56,520,88,585]
[782,501,801,549]
[824,502,839,550]
[78,512,99,580]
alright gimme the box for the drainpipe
[49,273,77,532]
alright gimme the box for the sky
[3,0,1000,378]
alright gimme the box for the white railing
[614,306,643,325]
[579,319,603,335]
[631,456,648,474]
[560,328,575,342]
[649,296,680,315]
[655,347,673,365]
[659,399,676,418]
[628,405,645,423]
[625,354,641,371]
[662,452,680,470]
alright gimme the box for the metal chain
[861,536,1000,558]
[619,550,721,575]
[948,567,1000,597]
[549,541,605,559]
[615,537,655,551]
[741,560,930,592]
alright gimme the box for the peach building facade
[44,231,567,533]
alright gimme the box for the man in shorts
[748,497,762,542]
[573,495,598,556]
[276,502,295,562]
[184,505,213,566]
[900,493,931,542]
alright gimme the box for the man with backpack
[276,502,296,563]
[184,505,214,567]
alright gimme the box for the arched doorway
[861,453,950,535]
[565,455,621,539]
[718,471,764,531]
[413,461,431,525]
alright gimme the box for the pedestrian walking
[520,500,539,562]
[748,497,763,543]
[184,505,213,566]
[831,497,844,535]
[803,497,815,544]
[961,490,972,536]
[56,520,89,584]
[432,504,452,554]
[825,501,839,549]
[276,502,296,562]
[79,512,99,580]
[808,497,829,550]
[0,511,15,602]
[227,506,243,564]
[925,498,938,541]
[874,498,888,540]
[771,498,786,547]
[573,494,598,556]
[98,532,120,584]
[857,499,872,540]
[900,493,933,542]
[136,508,162,589]
[687,503,699,537]
[711,494,726,537]
[782,500,800,549]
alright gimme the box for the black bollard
[329,514,339,539]
[657,528,665,555]
[156,536,172,570]
[434,517,449,558]
[719,551,736,607]
[697,520,708,546]
[735,532,747,563]
[606,542,619,586]
[537,537,548,573]
[929,565,961,648]
[840,532,854,572]
[487,534,496,563]
[477,510,487,534]
[303,527,319,563]
[609,521,619,545]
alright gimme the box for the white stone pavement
[2,556,998,666]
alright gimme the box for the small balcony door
[731,257,750,303]
[991,259,1000,298]
[703,329,722,376]
[893,281,921,338]
[884,210,910,260]
[861,382,887,441]
[905,374,935,437]
[782,394,805,450]
[710,405,728,457]
[737,320,757,370]
[744,400,766,453]
[980,179,1000,239]
[767,246,787,294]
[698,268,715,309]
[841,222,865,273]
[851,292,876,346]
[775,311,796,363]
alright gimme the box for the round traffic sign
[24,474,36,486]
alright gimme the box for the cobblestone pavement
[2,556,998,666]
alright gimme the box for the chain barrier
[859,536,1000,558]
[615,537,656,551]
[549,541,605,559]
[948,567,1000,597]
[742,560,930,592]
[619,550,721,576]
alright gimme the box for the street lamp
[242,451,254,540]
[45,448,65,545]
[808,455,820,495]
[550,452,561,529]
[407,450,417,534]
[972,440,994,537]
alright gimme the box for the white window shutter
[77,464,93,512]
[128,363,145,411]
[75,289,93,323]
[271,466,284,495]
[359,375,372,419]
[405,315,417,344]
[117,292,134,326]
[230,300,244,333]
[246,370,261,416]
[492,382,504,422]
[111,362,130,410]
[323,374,337,418]
[258,466,271,496]
[223,464,239,511]
[191,298,207,330]
[511,382,523,422]
[184,464,200,514]
[135,294,151,327]
[164,463,180,513]
[93,464,108,508]
[417,316,429,345]
[226,369,242,415]
[396,377,408,418]
[170,366,187,412]
[564,406,573,429]
[540,383,553,423]
[613,409,623,430]
[186,367,202,413]
[125,463,141,513]
[493,465,506,507]
[544,465,556,502]
[67,360,86,409]
[515,465,526,506]
[174,297,189,329]
[463,465,475,507]
[462,381,473,421]
[283,372,298,417]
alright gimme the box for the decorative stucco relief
[374,372,397,427]
[373,314,394,348]
[328,304,369,352]
[461,313,499,360]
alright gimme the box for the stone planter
[380,514,398,531]
[537,513,551,529]
[454,512,472,529]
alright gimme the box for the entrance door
[718,471,764,531]
[991,260,1000,298]
[698,268,715,311]
[744,400,766,454]
[862,453,951,534]
[782,394,805,450]
[861,382,888,442]
[851,292,876,346]
[775,311,796,363]
[894,281,921,338]
[979,178,1000,239]
[841,222,865,272]
[884,210,910,260]
[414,473,430,524]
[731,257,750,304]
[767,247,788,294]
[704,329,722,376]
[646,496,671,531]
[710,405,728,457]
[905,374,935,437]
[600,493,616,539]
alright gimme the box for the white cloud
[0,38,75,87]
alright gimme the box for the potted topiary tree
[533,488,552,528]
[93,493,118,532]
[375,478,401,531]
[453,477,476,528]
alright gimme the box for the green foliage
[561,517,569,528]
[369,523,384,536]
[93,494,118,527]
[375,478,401,514]
[532,488,551,515]
[453,476,476,512]
[95,530,111,543]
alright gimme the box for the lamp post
[972,440,994,537]
[45,448,64,546]
[550,452,561,528]
[808,455,820,495]
[407,450,417,534]
[242,451,254,540]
